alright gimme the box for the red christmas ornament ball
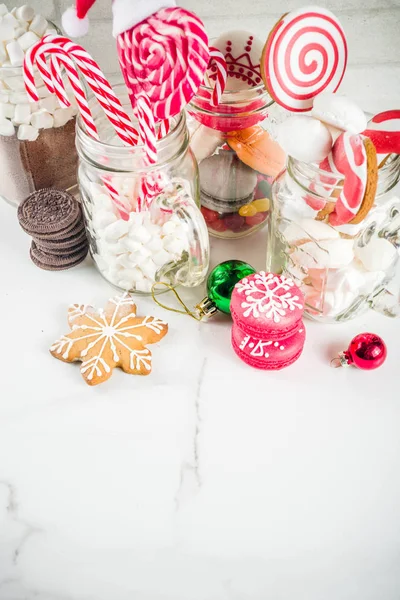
[345,333,387,370]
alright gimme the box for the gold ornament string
[151,282,203,321]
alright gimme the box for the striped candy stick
[44,35,138,146]
[207,47,227,106]
[24,43,130,220]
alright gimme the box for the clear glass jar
[0,26,78,206]
[267,155,400,322]
[76,85,209,294]
[188,83,283,239]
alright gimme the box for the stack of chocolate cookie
[18,189,89,271]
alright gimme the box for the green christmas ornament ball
[206,260,256,315]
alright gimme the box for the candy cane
[42,35,139,147]
[25,44,130,219]
[207,47,227,106]
[157,118,170,139]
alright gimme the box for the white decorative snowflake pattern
[50,293,168,385]
[235,272,303,323]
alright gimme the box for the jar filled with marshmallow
[76,85,209,294]
[0,5,78,206]
[187,32,285,239]
[267,155,400,323]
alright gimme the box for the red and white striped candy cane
[137,93,157,165]
[207,47,227,106]
[32,43,98,140]
[24,43,130,219]
[157,118,170,140]
[44,35,138,146]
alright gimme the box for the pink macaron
[231,321,306,370]
[230,272,305,339]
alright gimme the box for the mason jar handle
[156,191,210,288]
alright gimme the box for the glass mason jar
[0,25,78,206]
[267,154,400,323]
[188,82,283,239]
[76,86,209,294]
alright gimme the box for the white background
[1,1,400,600]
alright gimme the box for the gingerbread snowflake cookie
[50,293,168,386]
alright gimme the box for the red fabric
[76,0,98,19]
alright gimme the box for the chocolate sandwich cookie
[33,226,88,250]
[34,238,89,257]
[30,241,88,271]
[18,189,81,236]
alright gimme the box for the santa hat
[62,0,176,39]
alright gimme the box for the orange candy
[227,126,286,177]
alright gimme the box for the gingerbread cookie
[50,293,168,386]
[348,137,378,224]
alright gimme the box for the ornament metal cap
[195,297,218,319]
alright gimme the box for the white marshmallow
[152,249,171,266]
[103,219,130,242]
[15,5,35,22]
[355,238,397,272]
[117,279,135,291]
[312,93,367,135]
[17,30,40,52]
[119,267,144,283]
[39,94,59,113]
[130,225,151,245]
[3,75,26,91]
[36,85,52,99]
[0,43,7,63]
[6,41,25,67]
[145,236,163,252]
[140,258,158,280]
[17,123,39,141]
[29,15,48,37]
[0,102,14,119]
[0,90,9,102]
[93,208,118,229]
[13,103,31,124]
[30,109,53,129]
[277,115,333,163]
[2,12,18,28]
[162,220,177,235]
[163,236,185,255]
[135,280,152,293]
[15,25,28,37]
[0,4,8,17]
[0,116,14,136]
[122,238,143,253]
[9,91,29,104]
[53,108,74,127]
[0,21,13,42]
[45,28,58,36]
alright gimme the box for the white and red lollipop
[117,7,210,121]
[363,110,400,159]
[261,6,348,112]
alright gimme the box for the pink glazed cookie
[231,321,306,370]
[230,272,304,339]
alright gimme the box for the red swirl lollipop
[261,7,348,112]
[117,7,210,121]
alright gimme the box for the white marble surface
[2,2,400,599]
